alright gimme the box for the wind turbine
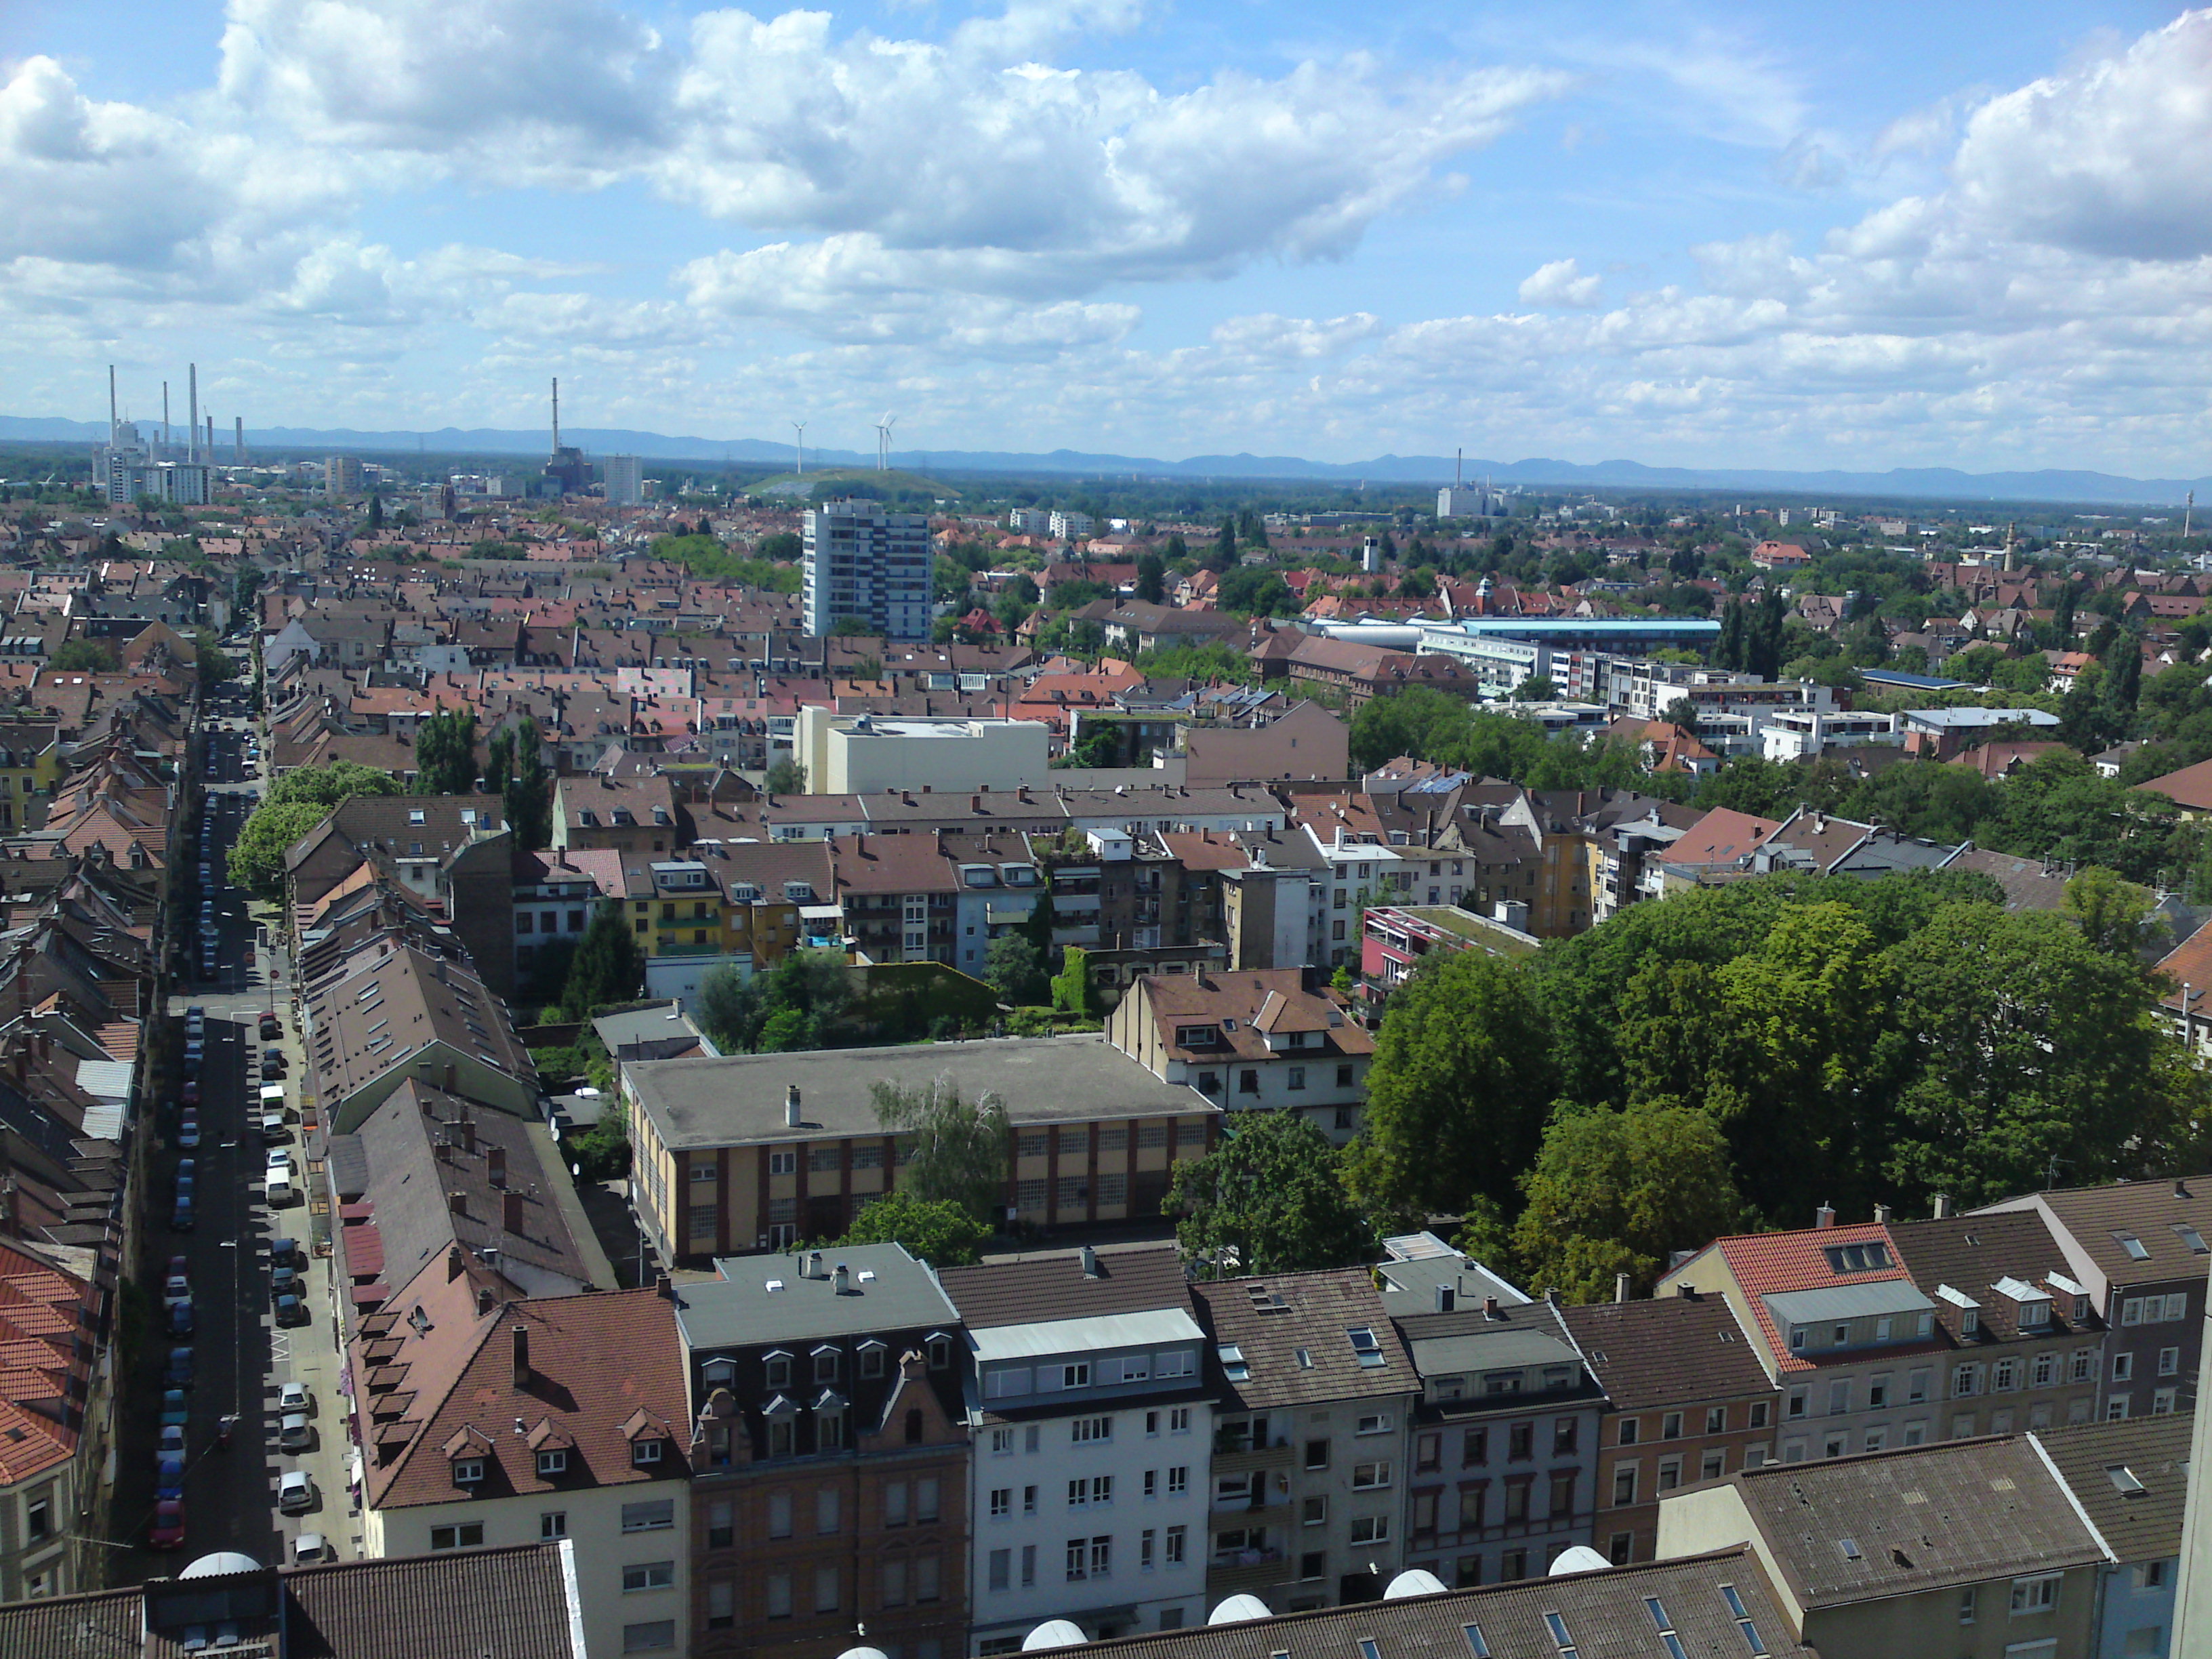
[876,413,897,472]
[791,420,806,476]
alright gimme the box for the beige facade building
[623,1036,1218,1262]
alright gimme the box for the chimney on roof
[512,1323,531,1387]
[2177,1179,2192,1200]
[447,1244,464,1279]
[461,1117,476,1155]
[1677,1282,1698,1300]
[1933,1193,1954,1219]
[503,1189,525,1234]
[488,1147,508,1188]
[1080,1244,1101,1278]
[808,1248,825,1280]
[1435,1284,1455,1313]
[449,1191,467,1216]
[1615,1273,1631,1304]
[1483,1295,1500,1320]
[1814,1203,1836,1229]
[785,1085,802,1128]
[833,1261,851,1294]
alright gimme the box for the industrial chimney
[188,363,199,463]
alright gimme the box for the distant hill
[2,413,2205,507]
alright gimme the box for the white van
[266,1172,295,1207]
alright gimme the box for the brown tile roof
[1191,1266,1415,1410]
[1729,1435,2105,1608]
[1942,846,2071,912]
[2032,1410,2191,1565]
[2139,756,2212,811]
[941,1242,1189,1330]
[1130,969,1372,1064]
[1982,1177,2212,1288]
[1886,1212,2094,1345]
[1558,1293,1774,1412]
[370,1286,689,1509]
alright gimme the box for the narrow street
[108,707,357,1578]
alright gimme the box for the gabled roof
[1191,1266,1414,1410]
[1978,1176,2212,1287]
[942,1242,1189,1331]
[1680,1221,1923,1374]
[1559,1293,1774,1412]
[2031,1410,2191,1565]
[1885,1211,2090,1345]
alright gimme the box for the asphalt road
[108,708,358,1578]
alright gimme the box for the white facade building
[803,499,933,640]
[605,453,644,506]
[1008,508,1050,535]
[1048,511,1095,541]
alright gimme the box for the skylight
[2114,1231,2152,1261]
[1822,1242,1891,1274]
[1460,1627,1490,1659]
[1540,1612,1579,1659]
[1218,1344,1249,1382]
[1347,1327,1385,1368]
[1643,1599,1688,1659]
[1838,1537,1862,1561]
[2106,1465,2148,1498]
[1719,1586,1768,1656]
[2175,1224,2209,1255]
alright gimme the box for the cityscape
[5,3,2212,1659]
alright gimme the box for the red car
[149,1499,186,1549]
[179,1080,201,1107]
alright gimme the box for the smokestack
[461,1117,476,1155]
[512,1324,531,1387]
[207,414,214,459]
[552,377,560,452]
[163,381,169,449]
[188,363,198,463]
[235,415,245,463]
[1615,1272,1631,1304]
[108,365,117,443]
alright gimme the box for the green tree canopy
[1345,952,1559,1227]
[413,708,479,795]
[870,1076,1010,1222]
[560,901,645,1019]
[49,640,119,673]
[1169,1110,1373,1275]
[504,716,552,849]
[985,934,1048,1006]
[826,1191,991,1267]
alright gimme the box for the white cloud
[1950,7,2212,260]
[1517,258,1603,308]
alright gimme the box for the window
[991,1488,1011,1519]
[1618,1418,1640,1447]
[1304,1495,1330,1527]
[1509,1422,1534,1461]
[1073,1415,1112,1443]
[622,1622,676,1653]
[2115,1353,2135,1382]
[1166,1525,1187,1564]
[765,1575,792,1619]
[2154,1387,2178,1415]
[621,1498,675,1533]
[1352,1461,1392,1490]
[1553,1418,1578,1456]
[813,1564,841,1614]
[769,1150,796,1176]
[623,1562,676,1593]
[1705,1406,1726,1435]
[1613,1466,1638,1506]
[1658,1456,1683,1493]
[1168,1466,1189,1495]
[1288,1067,1306,1091]
[1542,1610,1580,1659]
[537,1449,568,1477]
[452,1459,484,1485]
[769,1492,794,1538]
[541,1511,568,1540]
[916,1477,941,1522]
[1023,1486,1038,1514]
[989,1549,1011,1593]
[2010,1572,2060,1615]
[1171,1406,1193,1432]
[1748,1401,1769,1429]
[1349,1515,1389,1544]
[1701,1450,1726,1481]
[2160,1346,2182,1376]
[1721,1583,1770,1654]
[1357,1412,1393,1436]
[430,1523,485,1551]
[705,1501,731,1549]
[1786,1387,1807,1419]
[707,1582,735,1631]
[817,1488,840,1535]
[1062,1364,1094,1391]
[1348,1328,1386,1368]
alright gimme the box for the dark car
[274,1294,309,1327]
[180,1079,201,1107]
[269,1237,301,1269]
[259,1013,282,1041]
[170,1197,195,1233]
[154,1457,186,1502]
[176,1115,201,1149]
[167,1300,194,1337]
[270,1265,298,1299]
[260,1054,285,1081]
[149,1499,187,1550]
[165,1345,194,1388]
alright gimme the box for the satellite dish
[1384,1570,1450,1600]
[839,1648,891,1659]
[1549,1545,1612,1577]
[181,1551,263,1578]
[1207,1596,1273,1626]
[1023,1620,1088,1651]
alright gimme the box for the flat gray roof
[1765,1281,1937,1326]
[1408,1324,1581,1375]
[972,1307,1204,1362]
[676,1243,959,1348]
[626,1035,1216,1150]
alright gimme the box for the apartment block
[803,501,932,641]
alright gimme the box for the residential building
[1189,1265,1421,1613]
[941,832,1042,981]
[796,710,1052,796]
[1887,1210,2106,1437]
[2033,1412,2189,1659]
[1377,1253,1605,1589]
[0,1542,588,1659]
[943,1244,1211,1649]
[1560,1288,1780,1566]
[1670,1218,1952,1460]
[355,1285,693,1659]
[605,454,644,506]
[512,846,625,987]
[1104,970,1373,1143]
[327,454,365,497]
[0,722,64,832]
[554,775,689,859]
[1048,511,1094,541]
[803,500,932,641]
[832,831,961,966]
[1355,904,1538,1020]
[1976,1179,2212,1420]
[0,1241,95,1603]
[679,1244,970,1659]
[1658,1435,2108,1659]
[621,1036,1218,1261]
[302,936,540,1133]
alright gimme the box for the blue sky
[3,1,2209,472]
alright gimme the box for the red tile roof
[1689,1222,1935,1374]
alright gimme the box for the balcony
[1206,1550,1289,1597]
[1211,1437,1293,1477]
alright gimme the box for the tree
[985,935,1047,1006]
[1135,551,1166,605]
[1345,953,1559,1227]
[366,493,384,533]
[828,1191,991,1267]
[226,800,332,894]
[1660,697,1700,732]
[413,708,479,795]
[1168,1111,1373,1276]
[870,1076,1010,1223]
[2062,867,2165,958]
[563,1101,632,1182]
[504,716,552,849]
[1510,674,1558,702]
[560,901,645,1019]
[1051,945,1099,1018]
[483,723,515,804]
[192,630,239,687]
[49,640,119,673]
[1511,1100,1744,1301]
